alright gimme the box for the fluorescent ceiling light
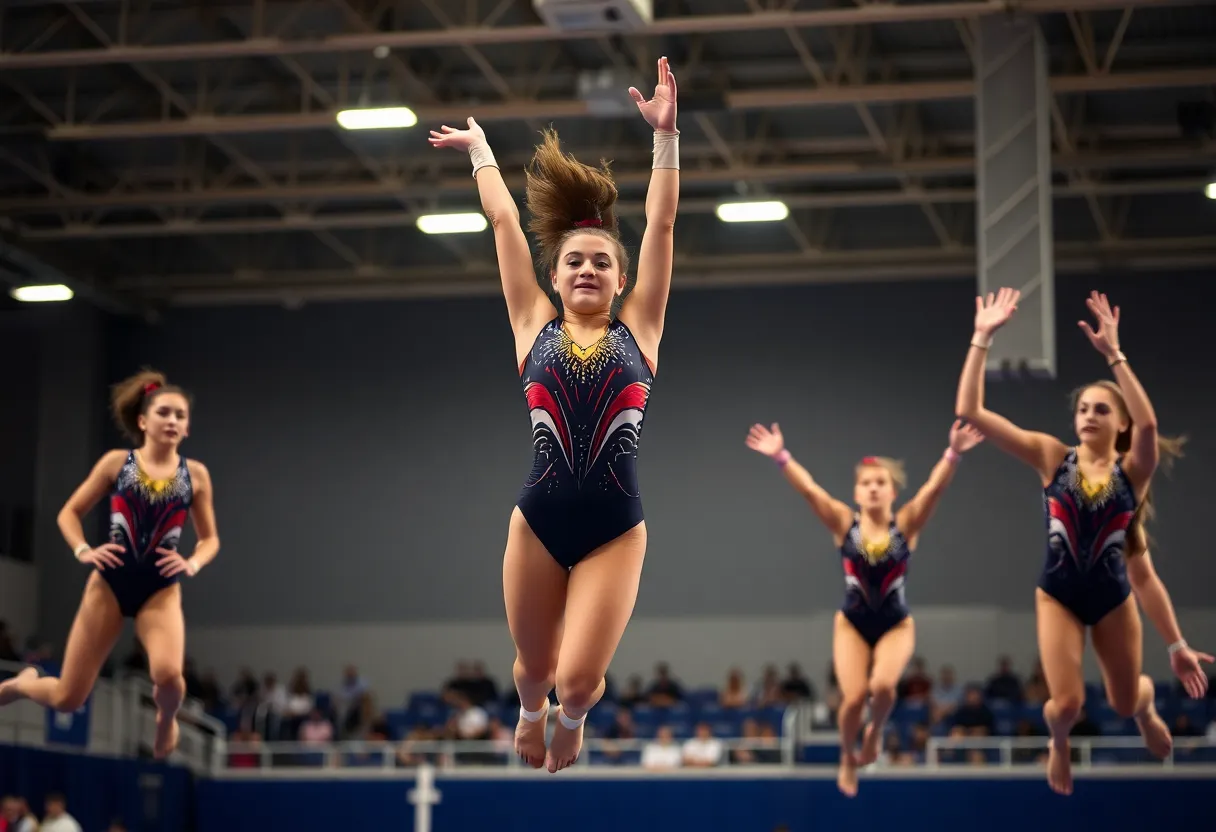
[715,200,790,223]
[1205,181,1216,200]
[416,213,488,235]
[10,284,74,302]
[336,107,417,130]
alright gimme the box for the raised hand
[974,287,1020,338]
[79,542,125,571]
[948,419,985,453]
[428,116,486,153]
[1170,644,1214,699]
[745,423,785,458]
[1077,290,1121,359]
[628,56,678,134]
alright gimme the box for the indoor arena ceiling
[0,0,1214,314]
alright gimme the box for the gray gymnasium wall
[77,270,1211,631]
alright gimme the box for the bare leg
[832,612,873,797]
[548,522,647,773]
[1091,594,1171,759]
[503,507,569,768]
[858,617,915,766]
[134,584,186,759]
[1036,589,1086,796]
[0,573,123,712]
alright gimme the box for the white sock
[558,707,586,730]
[519,703,548,723]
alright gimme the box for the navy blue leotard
[1040,448,1136,626]
[840,518,912,646]
[104,450,194,617]
[516,317,654,569]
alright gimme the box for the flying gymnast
[428,57,680,773]
[746,419,984,796]
[955,288,1210,795]
[0,370,219,759]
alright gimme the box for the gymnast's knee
[554,669,603,713]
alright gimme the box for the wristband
[944,448,961,464]
[971,333,992,349]
[469,139,499,178]
[1167,639,1187,655]
[1108,350,1127,368]
[186,560,199,577]
[773,449,791,467]
[73,542,91,559]
[653,130,680,170]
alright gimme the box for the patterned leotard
[516,317,654,568]
[1039,448,1136,626]
[840,518,912,646]
[103,450,193,617]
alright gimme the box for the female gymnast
[0,370,220,759]
[428,57,680,773]
[745,419,984,796]
[956,288,1210,794]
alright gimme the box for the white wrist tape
[469,139,499,177]
[653,130,680,170]
[73,542,90,559]
[1167,639,1187,655]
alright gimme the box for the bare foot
[515,706,548,769]
[857,722,882,766]
[154,711,180,759]
[1046,739,1073,796]
[545,707,584,773]
[1135,703,1173,759]
[837,752,860,797]
[0,667,38,707]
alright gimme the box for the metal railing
[0,658,226,774]
[922,734,1215,769]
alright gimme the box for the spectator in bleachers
[754,722,782,763]
[441,661,475,706]
[897,657,933,703]
[298,708,334,746]
[284,668,314,728]
[951,685,994,735]
[336,665,370,734]
[930,664,961,723]
[1023,659,1048,706]
[646,663,684,706]
[465,661,500,706]
[720,669,748,709]
[230,667,259,709]
[0,621,19,662]
[227,722,263,768]
[641,725,682,770]
[907,723,931,763]
[984,656,1023,703]
[729,718,762,764]
[780,663,814,702]
[599,709,637,764]
[617,675,645,708]
[2,795,38,832]
[880,730,913,766]
[753,665,783,708]
[682,722,724,768]
[37,794,80,832]
[445,691,490,741]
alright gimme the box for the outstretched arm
[1076,291,1159,488]
[1126,551,1213,699]
[429,118,550,336]
[898,421,984,539]
[619,57,680,345]
[745,423,853,539]
[955,288,1067,482]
